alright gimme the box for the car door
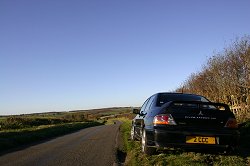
[134,98,150,138]
[143,95,156,130]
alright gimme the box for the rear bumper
[147,128,240,150]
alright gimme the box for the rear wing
[162,101,231,111]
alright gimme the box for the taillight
[224,118,238,128]
[153,114,177,125]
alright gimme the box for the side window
[140,98,150,113]
[144,95,155,113]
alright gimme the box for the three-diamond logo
[198,110,204,116]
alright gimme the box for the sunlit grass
[105,117,130,125]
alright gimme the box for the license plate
[186,136,216,144]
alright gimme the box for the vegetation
[0,107,131,131]
[0,117,71,130]
[120,118,250,166]
[176,36,250,122]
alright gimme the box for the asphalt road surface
[0,122,121,166]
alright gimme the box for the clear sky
[1,0,250,115]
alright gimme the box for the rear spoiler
[162,101,231,111]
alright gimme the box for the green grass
[120,119,249,166]
[105,117,130,125]
[0,121,103,153]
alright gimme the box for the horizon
[0,106,132,116]
[1,0,250,115]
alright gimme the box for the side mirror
[132,108,140,114]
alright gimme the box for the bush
[0,117,72,130]
[176,36,250,122]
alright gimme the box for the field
[119,119,250,166]
[0,107,131,153]
[0,107,131,130]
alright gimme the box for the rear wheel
[141,129,156,155]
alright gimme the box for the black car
[131,93,239,155]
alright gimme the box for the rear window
[157,94,209,107]
[171,103,219,110]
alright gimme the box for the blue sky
[1,0,250,115]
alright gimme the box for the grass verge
[120,119,249,166]
[0,121,103,154]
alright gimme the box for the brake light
[153,114,177,125]
[224,118,238,128]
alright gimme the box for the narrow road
[0,122,121,166]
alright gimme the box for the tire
[141,129,156,155]
[130,126,136,141]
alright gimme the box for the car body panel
[131,93,240,152]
